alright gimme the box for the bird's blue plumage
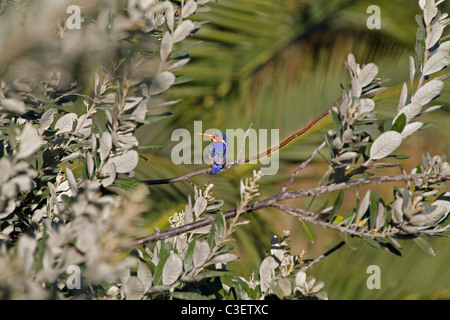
[209,134,226,174]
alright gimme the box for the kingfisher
[198,131,227,174]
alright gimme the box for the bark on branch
[133,173,450,246]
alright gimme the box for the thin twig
[234,95,342,165]
[280,141,327,194]
[142,95,342,186]
[235,122,253,162]
[142,168,212,185]
[272,203,399,239]
[300,241,346,272]
[277,173,450,202]
[132,173,450,246]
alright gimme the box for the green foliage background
[134,0,450,299]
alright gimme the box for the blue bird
[198,131,227,174]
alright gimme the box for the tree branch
[132,173,450,246]
[300,241,346,272]
[142,95,342,185]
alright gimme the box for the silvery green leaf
[311,281,325,294]
[17,123,43,159]
[101,162,116,187]
[125,276,145,300]
[2,224,14,236]
[185,199,193,224]
[65,167,78,196]
[150,71,175,95]
[17,234,36,274]
[375,202,386,231]
[432,192,450,219]
[351,77,362,98]
[76,111,91,136]
[172,20,196,43]
[423,1,438,26]
[401,122,423,139]
[259,256,279,295]
[356,190,371,224]
[193,240,210,268]
[408,193,450,227]
[410,204,446,227]
[156,99,183,108]
[105,286,120,298]
[413,237,435,256]
[346,53,358,75]
[117,132,138,150]
[168,58,190,72]
[208,253,239,265]
[359,63,378,87]
[409,56,415,87]
[55,113,77,135]
[137,260,153,293]
[123,96,143,112]
[162,253,182,285]
[193,196,207,218]
[38,107,57,133]
[205,199,224,212]
[399,103,422,122]
[76,223,96,253]
[165,2,174,32]
[131,100,147,123]
[0,200,15,218]
[94,72,100,96]
[181,0,197,19]
[86,152,94,179]
[61,152,81,162]
[337,152,358,161]
[108,150,138,173]
[0,158,11,184]
[439,40,450,51]
[411,79,444,106]
[276,278,292,297]
[423,49,450,75]
[305,276,316,292]
[369,131,402,160]
[295,271,306,287]
[160,31,173,61]
[421,105,442,116]
[153,1,174,32]
[358,98,375,114]
[422,190,438,198]
[425,21,444,49]
[0,98,26,114]
[176,234,188,254]
[418,0,425,9]
[387,235,402,250]
[332,136,343,151]
[440,16,450,26]
[364,87,387,96]
[342,128,353,143]
[398,82,408,112]
[9,175,35,193]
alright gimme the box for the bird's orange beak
[198,133,215,139]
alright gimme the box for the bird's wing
[210,141,226,165]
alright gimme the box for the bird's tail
[211,163,223,174]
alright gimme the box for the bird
[198,131,227,174]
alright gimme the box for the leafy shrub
[0,0,448,299]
